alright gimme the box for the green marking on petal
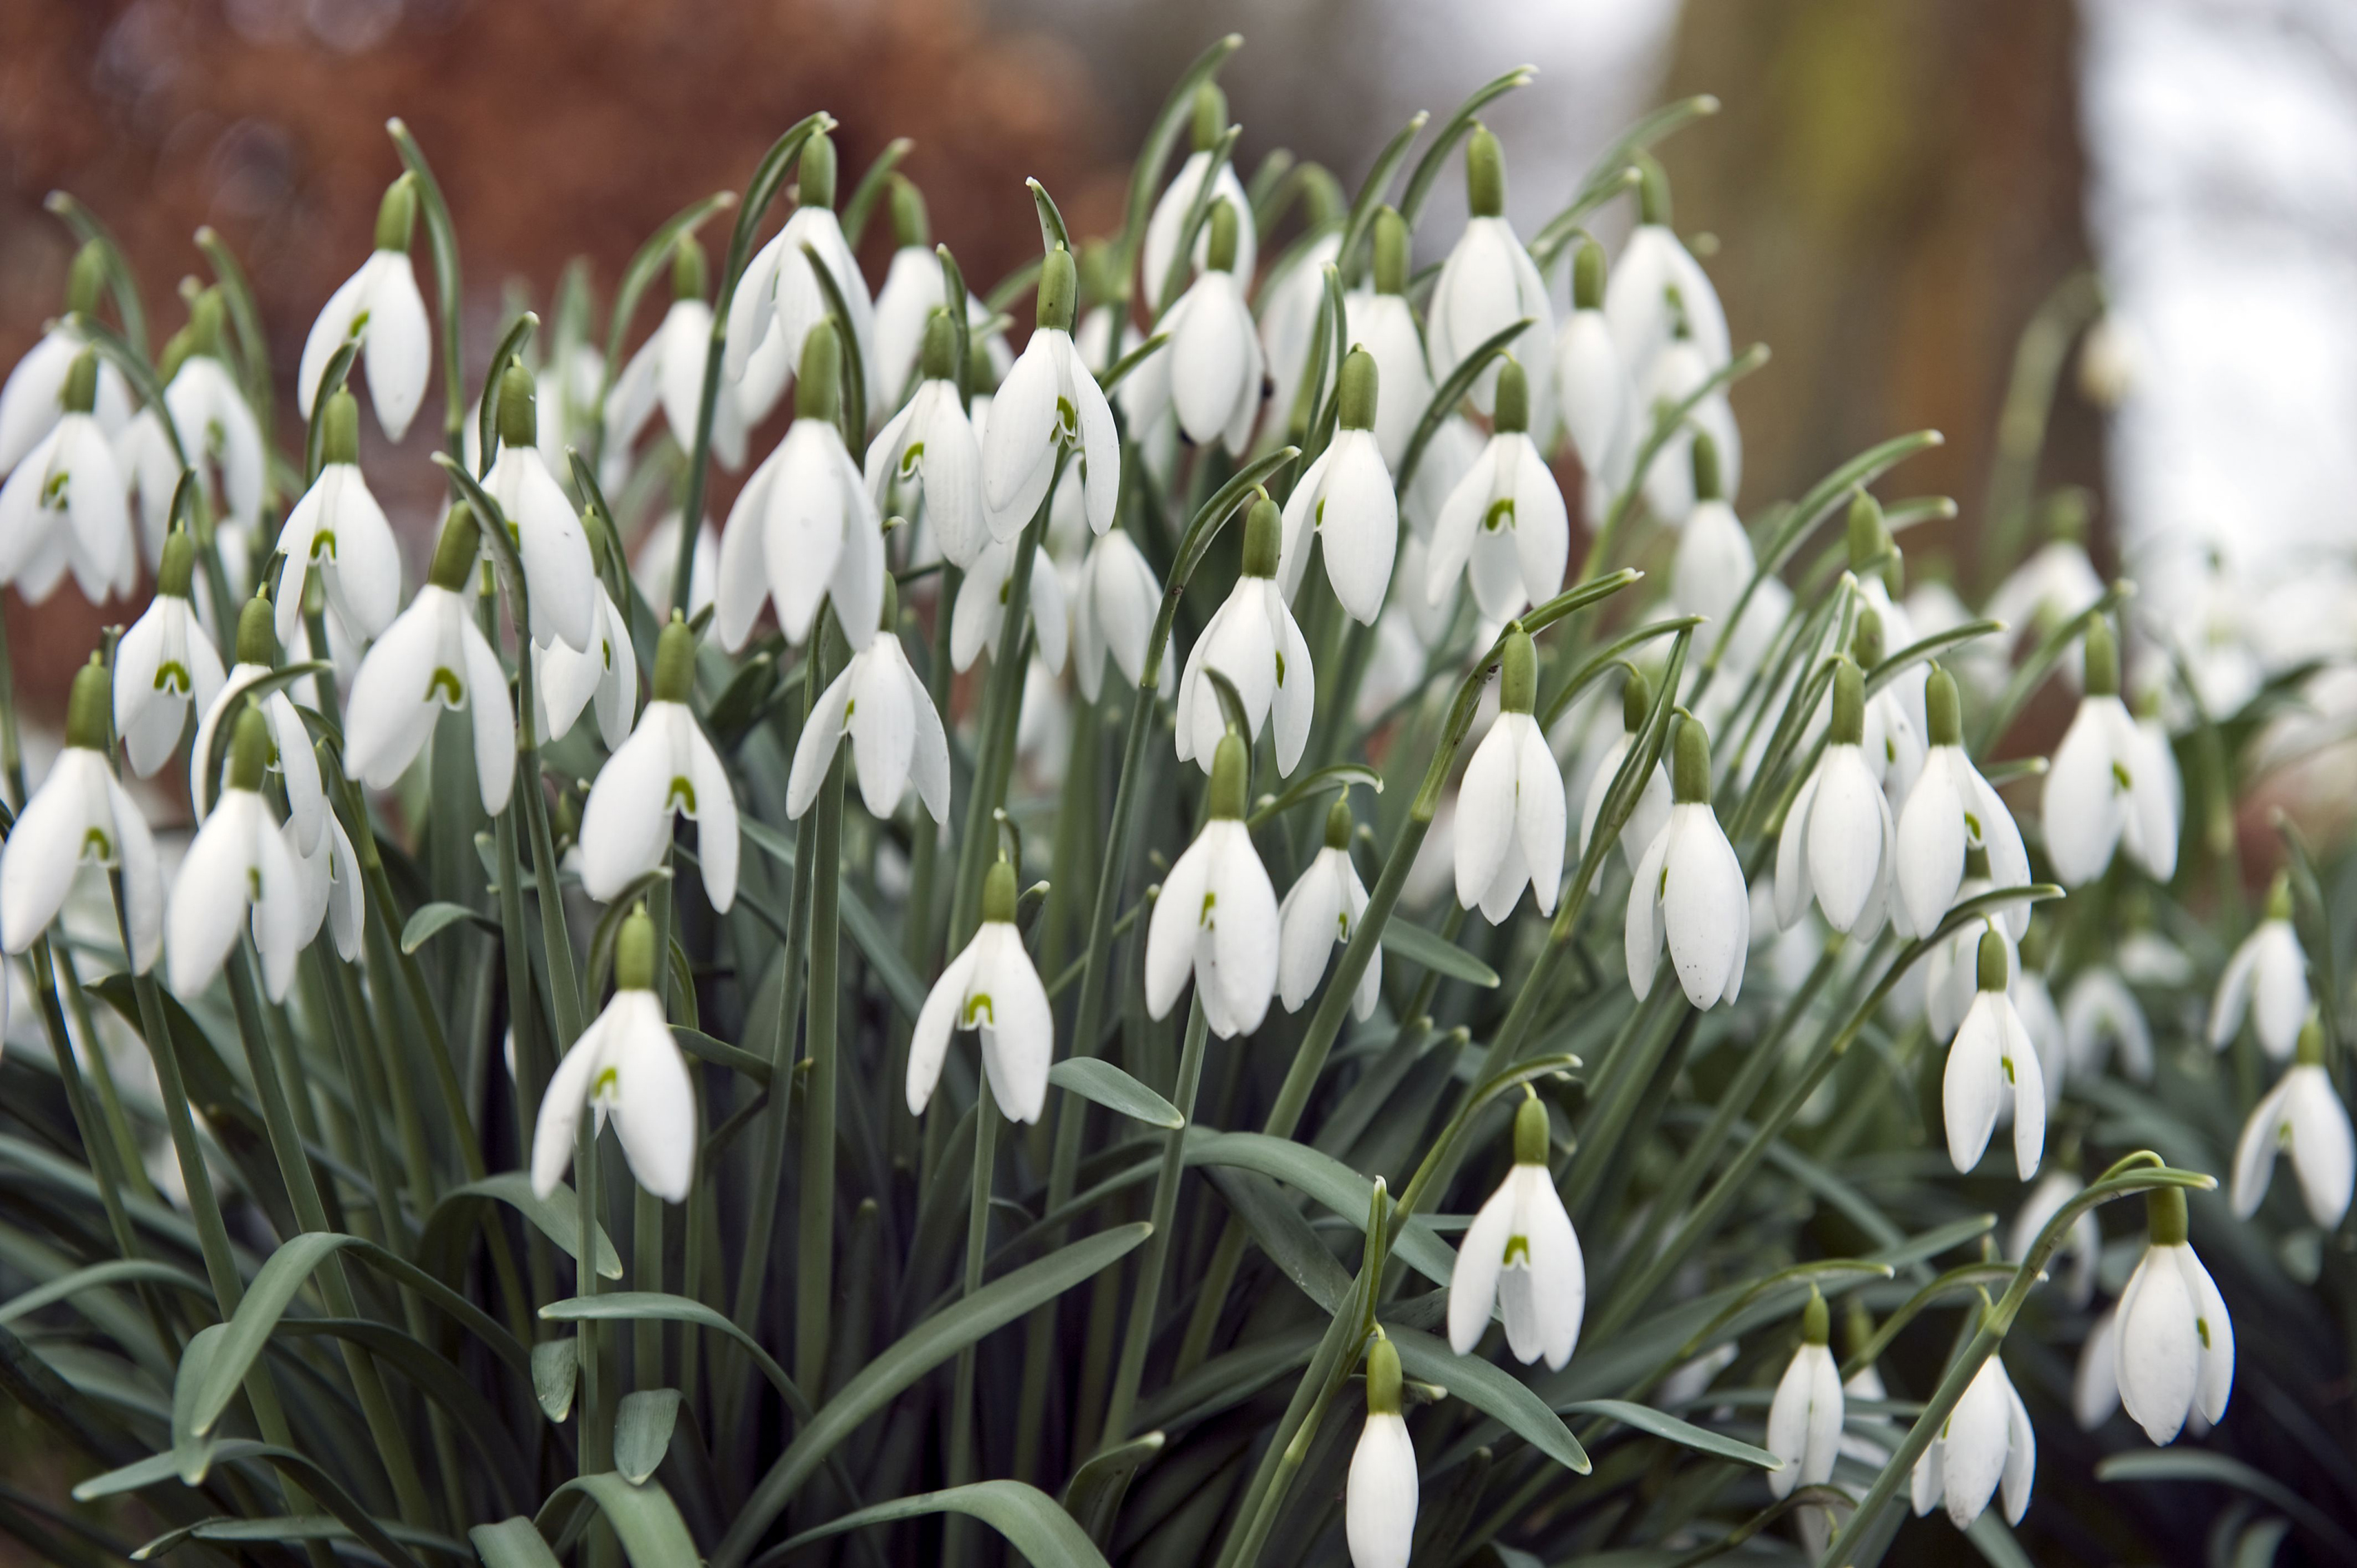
[1503,1234,1531,1265]
[2000,1055,2015,1084]
[899,441,925,480]
[999,579,1012,606]
[1963,809,1983,843]
[427,667,464,705]
[312,530,338,561]
[668,776,697,814]
[247,866,262,900]
[1483,497,1516,533]
[1057,395,1078,441]
[43,471,69,509]
[1275,649,1286,685]
[962,994,996,1028]
[2112,761,2133,793]
[1198,890,1216,928]
[2197,1317,2211,1349]
[593,1066,619,1098]
[81,826,114,864]
[155,661,191,695]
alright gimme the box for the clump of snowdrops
[0,35,2347,1568]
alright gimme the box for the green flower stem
[575,1118,614,1516]
[1970,580,2133,758]
[24,939,148,1288]
[1558,992,1691,1218]
[52,949,157,1206]
[1102,994,1209,1445]
[1979,270,2103,594]
[387,119,466,458]
[635,1182,664,1388]
[797,724,848,1393]
[943,1076,1001,1568]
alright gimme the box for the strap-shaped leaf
[1049,1059,1184,1129]
[614,1389,683,1486]
[1184,1131,1457,1289]
[1378,920,1500,989]
[1560,1398,1778,1470]
[759,1481,1112,1568]
[535,1473,699,1568]
[399,900,499,954]
[420,1174,624,1285]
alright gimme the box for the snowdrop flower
[0,658,162,971]
[1345,208,1435,470]
[1345,1334,1417,1568]
[163,292,266,532]
[536,584,636,752]
[1627,718,1749,1008]
[1402,412,1482,543]
[1160,200,1265,455]
[1668,436,1754,630]
[723,131,878,427]
[1777,658,1896,935]
[869,178,1009,404]
[1278,348,1398,624]
[113,530,224,777]
[531,906,694,1203]
[1260,229,1341,450]
[578,617,737,912]
[1426,359,1568,624]
[908,859,1052,1123]
[2232,1020,2354,1229]
[286,805,364,966]
[274,389,401,650]
[1448,1092,1584,1368]
[715,321,885,654]
[1636,318,1741,525]
[1144,731,1280,1038]
[1455,629,1566,922]
[2044,619,2177,885]
[1576,668,1672,889]
[1426,126,1552,431]
[1071,526,1166,703]
[113,405,182,573]
[297,175,431,442]
[1921,847,2011,1043]
[2061,968,2153,1083]
[952,535,1068,674]
[1896,667,2032,939]
[1765,1290,1842,1500]
[1985,535,2103,654]
[2074,1307,2121,1430]
[1553,239,1633,511]
[2009,1170,2099,1306]
[787,580,949,824]
[1142,84,1257,303]
[342,505,515,813]
[865,310,986,568]
[1175,492,1314,776]
[984,244,1120,540]
[1911,1337,2034,1531]
[0,348,134,604]
[2211,875,2309,1060]
[2115,1186,2233,1446]
[1604,159,1730,383]
[166,707,308,1002]
[0,244,134,473]
[485,363,599,653]
[1945,930,2046,1179]
[630,513,717,621]
[604,236,749,470]
[1846,604,1927,806]
[1279,796,1378,1018]
[190,599,328,857]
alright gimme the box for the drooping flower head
[2210,872,2310,1060]
[724,128,880,428]
[865,308,986,568]
[605,234,752,471]
[114,530,225,778]
[1346,206,1435,471]
[166,704,308,1002]
[578,614,737,912]
[1911,1317,2035,1531]
[163,288,267,534]
[1944,929,2047,1180]
[1455,627,1567,922]
[1428,124,1552,432]
[1176,491,1315,775]
[276,387,402,651]
[1896,666,2031,939]
[786,575,950,825]
[2115,1186,2234,1447]
[1766,1289,1843,1499]
[1160,199,1265,456]
[982,240,1120,540]
[2231,1018,2355,1230]
[0,241,133,475]
[1278,347,1399,624]
[486,361,599,653]
[190,597,328,859]
[532,905,696,1203]
[1627,716,1750,1008]
[1426,357,1569,624]
[1448,1090,1585,1370]
[1776,655,1897,936]
[908,858,1053,1124]
[1144,730,1281,1038]
[298,174,431,442]
[1576,663,1671,889]
[1279,794,1380,1018]
[0,347,134,605]
[1143,82,1258,303]
[2043,615,2178,885]
[1345,1332,1418,1568]
[1554,237,1633,515]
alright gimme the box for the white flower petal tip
[1942,955,2047,1181]
[1911,1353,2034,1530]
[1278,831,1377,1020]
[2231,1050,2354,1230]
[1453,712,1565,925]
[907,895,1053,1126]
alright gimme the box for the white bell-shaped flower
[1278,348,1399,624]
[1627,718,1750,1008]
[577,618,737,912]
[715,321,885,655]
[1777,658,1897,935]
[604,239,749,470]
[2060,967,2153,1083]
[1426,359,1568,624]
[1071,527,1166,703]
[2232,1021,2355,1229]
[163,296,266,533]
[342,505,515,814]
[285,802,364,965]
[2210,875,2310,1060]
[1427,127,1553,432]
[953,535,1068,674]
[630,512,718,621]
[166,706,308,1002]
[0,349,134,604]
[1944,930,2046,1179]
[531,907,695,1203]
[1922,853,2009,1043]
[865,311,987,569]
[722,132,879,427]
[1448,1092,1584,1369]
[2074,1304,2121,1431]
[1279,796,1379,1018]
[788,582,950,825]
[1846,600,1927,806]
[1576,668,1674,890]
[1402,413,1482,545]
[536,584,636,752]
[1142,88,1257,301]
[1636,327,1741,524]
[2043,619,2177,885]
[113,531,225,778]
[982,246,1120,540]
[1176,493,1315,777]
[1345,1334,1418,1568]
[297,177,431,442]
[1766,1290,1844,1500]
[1896,667,2032,940]
[274,390,402,650]
[0,245,134,471]
[0,658,163,972]
[2009,1170,2099,1307]
[1456,629,1566,922]
[535,322,606,485]
[1603,163,1731,384]
[1143,732,1280,1038]
[1345,208,1435,470]
[908,859,1053,1124]
[1911,1341,2034,1531]
[2115,1187,2233,1446]
[1669,445,1755,627]
[1161,201,1265,456]
[870,180,1012,405]
[1259,230,1341,451]
[483,363,599,653]
[189,599,328,858]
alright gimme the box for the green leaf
[421,1174,624,1284]
[532,1337,578,1423]
[187,1233,357,1441]
[1388,1325,1590,1475]
[671,1025,773,1082]
[170,1323,232,1482]
[602,190,737,392]
[537,1474,699,1568]
[614,1390,682,1486]
[2098,1450,2357,1561]
[0,1260,213,1327]
[739,815,927,1020]
[400,900,498,954]
[841,137,914,250]
[713,1224,1151,1568]
[1245,762,1383,830]
[1378,919,1501,989]
[1963,1512,2036,1568]
[1050,1058,1184,1129]
[539,1292,811,1422]
[762,1481,1112,1568]
[471,1518,563,1568]
[1560,1399,1779,1470]
[1397,64,1537,229]
[1185,1131,1457,1289]
[80,1437,429,1568]
[1063,1432,1165,1547]
[1115,33,1242,284]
